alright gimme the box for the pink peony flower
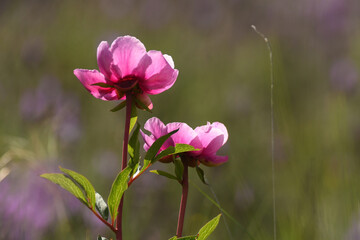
[74,36,179,109]
[141,117,228,167]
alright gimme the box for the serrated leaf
[150,170,178,181]
[91,82,114,88]
[59,167,96,209]
[155,144,198,162]
[128,123,140,166]
[142,129,179,171]
[41,173,87,206]
[197,214,221,240]
[196,166,208,185]
[97,236,109,240]
[129,103,138,133]
[168,237,177,240]
[107,167,132,221]
[95,192,109,221]
[110,101,127,112]
[174,158,184,181]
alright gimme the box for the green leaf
[134,96,152,113]
[110,101,127,112]
[196,166,208,185]
[178,236,198,240]
[91,83,114,88]
[129,102,138,133]
[168,236,198,240]
[107,167,132,221]
[143,129,179,165]
[150,170,178,181]
[128,123,140,166]
[59,167,96,209]
[95,192,109,221]
[197,214,221,240]
[41,173,87,206]
[174,158,184,181]
[97,236,109,240]
[154,144,198,162]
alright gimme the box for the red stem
[127,164,151,187]
[116,93,133,240]
[91,208,117,232]
[176,161,189,237]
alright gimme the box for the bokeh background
[1,0,360,239]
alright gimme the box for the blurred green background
[1,0,360,239]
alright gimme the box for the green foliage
[91,83,114,88]
[178,236,198,240]
[142,129,179,171]
[195,166,208,185]
[40,173,88,206]
[59,166,96,209]
[128,123,140,169]
[129,102,138,133]
[97,236,109,240]
[168,236,198,240]
[95,192,109,221]
[107,167,132,221]
[154,143,199,162]
[197,214,221,240]
[174,158,184,181]
[168,215,221,240]
[110,101,127,112]
[150,170,178,181]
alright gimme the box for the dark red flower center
[116,75,139,91]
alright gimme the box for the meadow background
[1,0,360,239]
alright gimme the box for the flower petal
[97,41,113,80]
[143,117,167,139]
[110,36,147,77]
[132,54,152,78]
[211,122,228,143]
[166,122,203,153]
[73,69,118,101]
[140,130,155,152]
[200,155,228,167]
[139,50,178,95]
[195,122,228,155]
[163,54,175,68]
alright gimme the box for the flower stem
[176,161,189,237]
[91,208,117,233]
[116,93,133,240]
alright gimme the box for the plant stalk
[176,161,189,237]
[116,93,132,240]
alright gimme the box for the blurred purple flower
[345,214,360,240]
[0,163,79,239]
[330,58,358,94]
[19,76,82,143]
[317,0,350,38]
[19,76,62,122]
